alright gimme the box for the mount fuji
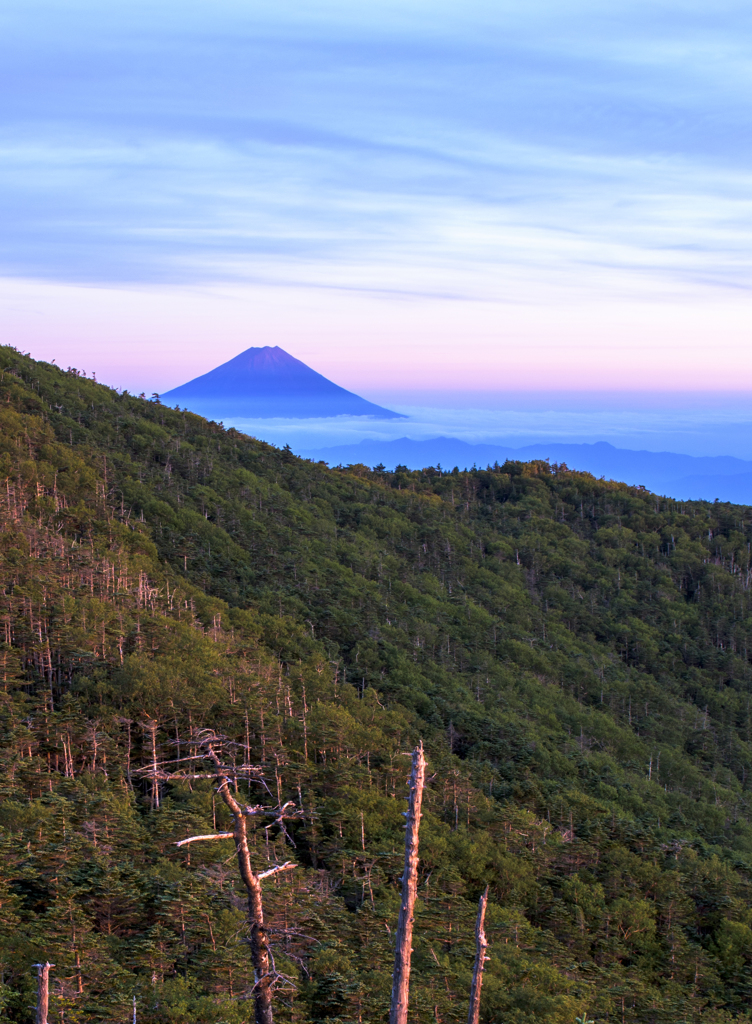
[161,346,402,420]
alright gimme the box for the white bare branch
[246,800,300,819]
[257,861,297,881]
[175,832,234,847]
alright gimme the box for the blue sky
[1,0,751,398]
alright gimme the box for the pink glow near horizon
[3,0,752,414]
[2,278,752,398]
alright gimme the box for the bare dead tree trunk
[389,741,426,1024]
[467,886,489,1024]
[35,962,53,1024]
[207,747,274,1024]
[140,719,160,809]
[164,735,297,1024]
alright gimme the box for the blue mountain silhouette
[161,346,402,419]
[299,437,752,503]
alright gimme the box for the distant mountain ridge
[161,345,402,419]
[299,436,752,503]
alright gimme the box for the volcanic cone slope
[161,345,403,419]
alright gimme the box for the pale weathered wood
[206,744,276,1024]
[389,742,426,1024]
[175,832,235,847]
[467,886,489,1024]
[155,732,301,1024]
[257,860,296,881]
[35,962,54,1024]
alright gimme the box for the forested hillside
[3,344,752,1023]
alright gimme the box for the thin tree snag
[467,886,489,1024]
[207,746,276,1024]
[35,962,54,1024]
[153,732,301,1024]
[389,741,426,1024]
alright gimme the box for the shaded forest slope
[3,346,752,1023]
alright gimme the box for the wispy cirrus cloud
[1,0,752,391]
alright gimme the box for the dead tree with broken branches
[34,962,54,1024]
[467,886,489,1024]
[136,729,300,1024]
[389,741,426,1024]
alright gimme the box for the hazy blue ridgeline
[298,438,752,504]
[157,349,752,504]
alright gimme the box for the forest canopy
[2,345,752,1022]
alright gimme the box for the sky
[1,0,752,406]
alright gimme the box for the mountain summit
[161,345,402,419]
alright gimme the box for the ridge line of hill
[3,344,752,1021]
[299,435,752,504]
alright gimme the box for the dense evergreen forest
[4,344,752,1023]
